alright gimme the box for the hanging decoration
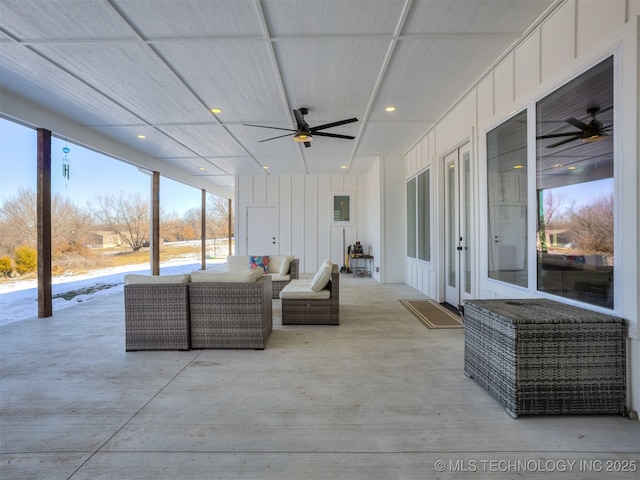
[62,144,70,186]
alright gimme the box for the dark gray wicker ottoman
[463,299,626,418]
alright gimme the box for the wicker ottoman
[463,299,626,418]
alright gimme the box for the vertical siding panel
[253,175,267,204]
[514,31,540,101]
[304,176,319,272]
[540,0,576,82]
[291,174,305,270]
[279,175,292,255]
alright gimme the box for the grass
[0,243,232,285]
[107,244,203,267]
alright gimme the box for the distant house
[87,231,123,249]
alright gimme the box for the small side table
[350,254,373,277]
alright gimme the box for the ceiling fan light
[582,133,607,143]
[294,132,313,142]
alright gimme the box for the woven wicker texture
[189,275,272,349]
[464,299,626,417]
[272,259,299,299]
[124,284,191,351]
[282,265,339,325]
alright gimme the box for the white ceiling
[0,0,557,196]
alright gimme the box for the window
[407,169,430,261]
[333,195,350,222]
[417,170,431,261]
[407,178,416,257]
[487,110,528,286]
[536,57,614,308]
[331,193,353,225]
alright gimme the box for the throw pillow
[249,255,269,273]
[310,261,333,292]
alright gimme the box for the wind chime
[62,144,70,187]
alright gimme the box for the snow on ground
[0,258,227,327]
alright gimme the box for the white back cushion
[191,268,262,283]
[125,274,190,285]
[310,261,333,292]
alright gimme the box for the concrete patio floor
[1,274,638,479]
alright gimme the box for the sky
[0,118,203,215]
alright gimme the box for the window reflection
[536,57,614,308]
[487,110,528,287]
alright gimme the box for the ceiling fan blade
[537,131,583,139]
[310,118,358,132]
[313,131,356,140]
[566,117,590,131]
[244,124,296,133]
[259,132,295,143]
[546,135,582,148]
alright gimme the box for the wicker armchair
[124,274,191,351]
[189,275,273,349]
[280,264,339,325]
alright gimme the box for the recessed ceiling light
[137,134,146,139]
[385,106,396,112]
[513,165,524,169]
[263,166,269,170]
[210,108,222,114]
[199,167,205,171]
[568,166,576,170]
[341,165,347,169]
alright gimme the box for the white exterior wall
[235,173,371,275]
[403,1,639,416]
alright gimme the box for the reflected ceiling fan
[537,106,612,148]
[244,108,358,148]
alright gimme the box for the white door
[247,206,277,254]
[444,144,473,310]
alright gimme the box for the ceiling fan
[244,108,358,148]
[537,106,612,148]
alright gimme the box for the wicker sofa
[124,270,273,350]
[279,262,339,325]
[189,269,273,349]
[227,255,299,298]
[124,273,191,351]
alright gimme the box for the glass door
[444,144,472,310]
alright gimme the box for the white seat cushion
[279,283,331,300]
[269,274,290,282]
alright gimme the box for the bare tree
[207,194,232,239]
[567,193,614,255]
[0,187,37,255]
[159,208,181,242]
[206,194,233,257]
[182,207,202,240]
[91,192,149,251]
[52,196,94,254]
[543,190,573,226]
[0,187,93,257]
